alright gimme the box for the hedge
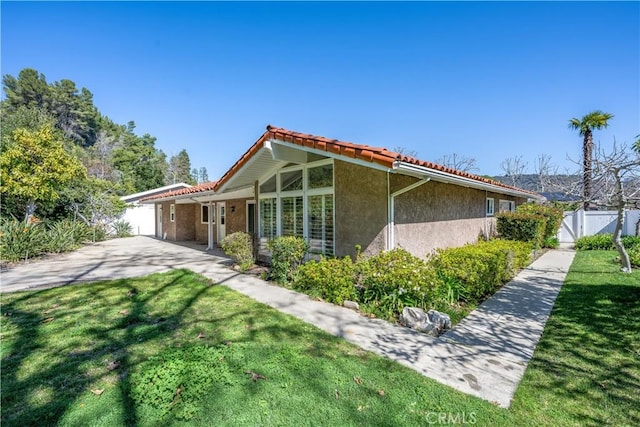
[429,240,532,303]
[575,234,640,251]
[516,204,563,241]
[496,212,547,249]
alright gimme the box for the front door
[156,205,163,238]
[217,202,226,243]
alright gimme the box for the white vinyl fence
[558,209,640,243]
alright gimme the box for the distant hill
[490,174,581,201]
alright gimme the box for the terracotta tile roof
[144,126,539,201]
[214,125,539,197]
[142,181,217,201]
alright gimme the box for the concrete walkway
[1,236,575,407]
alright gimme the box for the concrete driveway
[0,236,236,293]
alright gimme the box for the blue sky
[2,1,639,179]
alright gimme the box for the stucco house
[120,183,192,235]
[142,126,541,258]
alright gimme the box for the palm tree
[569,110,614,210]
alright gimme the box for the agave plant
[111,220,133,238]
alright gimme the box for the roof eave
[394,161,543,200]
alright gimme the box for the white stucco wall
[121,202,156,235]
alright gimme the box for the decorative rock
[400,307,451,336]
[343,300,360,311]
[427,309,452,333]
[400,307,428,329]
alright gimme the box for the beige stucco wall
[334,160,388,258]
[392,175,524,256]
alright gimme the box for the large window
[308,194,334,256]
[258,160,334,255]
[308,164,333,189]
[260,198,277,240]
[281,196,304,237]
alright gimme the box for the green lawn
[1,251,638,426]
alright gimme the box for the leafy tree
[0,124,86,221]
[2,68,50,112]
[2,69,100,147]
[198,167,209,183]
[167,149,196,184]
[62,177,127,227]
[0,104,55,150]
[49,79,99,146]
[569,110,614,210]
[111,123,167,193]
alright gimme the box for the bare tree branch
[500,156,528,187]
[437,153,479,173]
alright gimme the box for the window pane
[260,174,277,193]
[308,194,334,256]
[259,198,276,239]
[281,169,303,192]
[308,164,333,189]
[281,196,303,237]
[201,205,208,223]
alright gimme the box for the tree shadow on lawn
[2,269,460,427]
[516,277,640,426]
[1,269,218,426]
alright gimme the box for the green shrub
[295,256,356,304]
[72,221,93,244]
[90,225,108,242]
[623,235,640,250]
[43,219,79,253]
[0,217,46,262]
[575,234,640,251]
[267,236,309,284]
[356,249,440,320]
[428,240,532,303]
[629,246,640,267]
[111,220,133,238]
[517,204,563,241]
[575,234,614,250]
[543,236,560,249]
[221,231,254,271]
[496,212,547,249]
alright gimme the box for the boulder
[343,300,360,311]
[427,309,452,333]
[400,307,451,336]
[400,307,428,329]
